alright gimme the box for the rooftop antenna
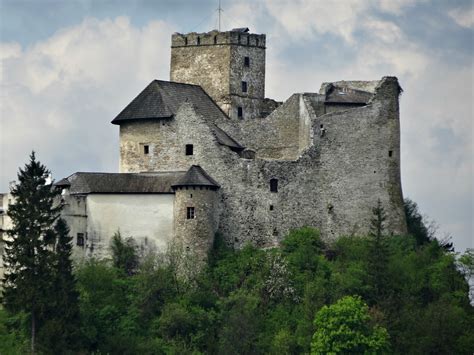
[217,0,223,31]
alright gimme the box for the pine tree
[367,199,390,304]
[2,152,61,354]
[38,218,81,353]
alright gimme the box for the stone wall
[170,30,266,120]
[173,187,219,261]
[119,77,407,249]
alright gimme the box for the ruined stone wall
[219,94,316,160]
[118,78,406,249]
[312,77,406,239]
[173,187,219,261]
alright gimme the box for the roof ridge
[153,79,203,88]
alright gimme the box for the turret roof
[171,165,220,190]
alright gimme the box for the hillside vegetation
[2,225,473,354]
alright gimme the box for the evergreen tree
[404,198,453,251]
[2,152,61,354]
[367,200,390,304]
[38,218,81,353]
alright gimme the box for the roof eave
[111,115,174,125]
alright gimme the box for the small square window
[144,145,149,154]
[244,56,250,67]
[77,233,84,247]
[269,205,274,211]
[185,144,193,156]
[187,207,195,219]
[237,107,243,118]
[242,81,248,93]
[389,150,393,157]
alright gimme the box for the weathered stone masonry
[49,27,407,261]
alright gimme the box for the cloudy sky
[0,0,472,251]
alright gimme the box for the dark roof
[211,124,243,151]
[111,80,243,151]
[172,165,220,190]
[57,172,185,194]
[232,27,249,33]
[55,178,71,187]
[325,85,372,105]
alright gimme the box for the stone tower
[170,28,266,120]
[171,165,220,261]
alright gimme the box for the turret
[171,165,220,261]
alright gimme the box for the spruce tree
[38,218,81,353]
[367,199,390,304]
[2,152,61,354]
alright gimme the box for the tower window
[244,56,250,67]
[256,38,259,46]
[247,36,250,45]
[186,207,195,219]
[185,144,193,156]
[242,81,248,93]
[270,178,278,193]
[77,233,84,247]
[238,34,241,44]
[269,205,274,211]
[389,150,393,157]
[237,107,243,118]
[184,37,188,46]
[214,35,217,44]
[197,36,200,45]
[144,145,149,155]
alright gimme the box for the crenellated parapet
[171,29,266,48]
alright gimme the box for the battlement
[171,29,266,48]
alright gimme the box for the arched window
[214,35,217,44]
[270,178,278,193]
[197,36,201,45]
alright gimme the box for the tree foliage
[1,153,80,354]
[2,152,61,353]
[311,295,390,354]
[110,230,139,276]
[2,195,473,354]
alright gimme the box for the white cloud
[264,0,370,43]
[448,6,474,29]
[377,0,424,15]
[363,19,403,43]
[0,16,174,188]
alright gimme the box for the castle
[1,28,407,262]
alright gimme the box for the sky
[0,0,472,252]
